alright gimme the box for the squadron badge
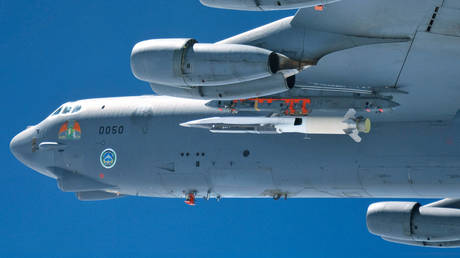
[100,148,117,169]
[58,120,81,140]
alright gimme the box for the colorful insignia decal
[100,148,117,169]
[58,120,81,140]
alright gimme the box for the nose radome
[10,135,18,158]
[10,127,35,164]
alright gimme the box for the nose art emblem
[58,120,81,140]
[100,148,117,169]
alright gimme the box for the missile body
[181,109,370,142]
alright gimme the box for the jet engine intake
[131,38,302,87]
[367,202,460,244]
[199,0,340,11]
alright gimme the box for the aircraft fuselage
[10,96,460,200]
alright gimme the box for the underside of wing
[130,0,460,131]
[219,0,460,121]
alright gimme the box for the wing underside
[218,0,460,122]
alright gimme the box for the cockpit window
[71,105,81,113]
[62,106,72,114]
[52,106,62,116]
[50,103,82,117]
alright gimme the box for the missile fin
[348,129,362,143]
[344,108,356,120]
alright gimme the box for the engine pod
[131,38,293,87]
[199,0,340,11]
[366,201,419,240]
[131,38,195,87]
[367,202,460,242]
[149,73,294,100]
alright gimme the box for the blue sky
[2,1,460,257]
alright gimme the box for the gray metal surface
[10,96,460,199]
[9,0,460,248]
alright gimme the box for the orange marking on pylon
[301,100,308,114]
[234,98,312,115]
[315,5,324,11]
[289,101,295,114]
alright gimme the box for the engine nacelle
[367,202,460,243]
[131,38,299,87]
[149,73,294,100]
[199,0,340,11]
[382,237,460,248]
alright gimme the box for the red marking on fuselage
[184,193,196,206]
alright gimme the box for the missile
[180,109,370,142]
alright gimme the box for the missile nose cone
[179,122,192,127]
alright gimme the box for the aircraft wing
[291,0,442,38]
[131,0,460,123]
[217,0,460,122]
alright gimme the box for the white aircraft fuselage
[10,95,460,200]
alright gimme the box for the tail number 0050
[99,125,124,135]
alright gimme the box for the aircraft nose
[10,127,36,164]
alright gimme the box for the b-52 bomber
[10,0,460,248]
